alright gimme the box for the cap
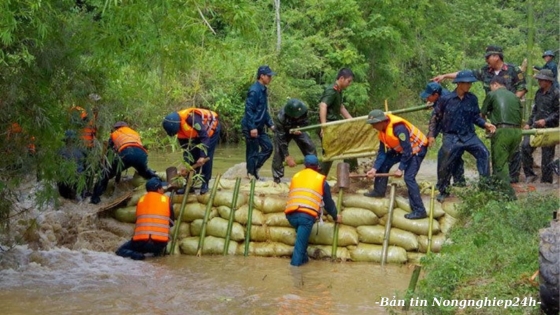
[420,82,443,100]
[534,69,555,81]
[542,50,555,58]
[304,154,319,167]
[257,65,276,78]
[453,70,477,83]
[162,112,181,136]
[366,109,388,124]
[145,177,163,192]
[113,121,128,129]
[485,45,504,58]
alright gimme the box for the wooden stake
[223,177,242,255]
[196,174,222,257]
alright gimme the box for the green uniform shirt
[473,63,527,94]
[481,87,522,126]
[319,84,343,122]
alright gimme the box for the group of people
[56,48,557,264]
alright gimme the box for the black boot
[404,211,427,220]
[363,190,385,198]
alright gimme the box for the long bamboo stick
[331,188,343,260]
[525,0,535,121]
[196,174,222,257]
[288,151,377,166]
[402,265,422,311]
[223,177,242,255]
[427,185,436,254]
[521,127,560,135]
[381,184,397,266]
[244,178,256,257]
[168,173,195,255]
[290,104,432,133]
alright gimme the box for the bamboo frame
[381,183,397,266]
[196,174,222,257]
[244,178,256,256]
[223,177,242,255]
[427,185,436,254]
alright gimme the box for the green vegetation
[412,190,558,315]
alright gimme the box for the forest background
[0,0,558,192]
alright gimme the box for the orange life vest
[284,168,325,218]
[133,192,172,242]
[378,114,427,154]
[177,108,219,139]
[110,126,145,152]
[7,123,36,153]
[70,106,97,148]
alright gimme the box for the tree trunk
[274,0,281,52]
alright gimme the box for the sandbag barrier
[111,179,460,264]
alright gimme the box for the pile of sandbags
[110,182,460,264]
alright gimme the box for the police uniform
[481,86,523,198]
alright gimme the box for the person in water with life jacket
[284,154,342,266]
[90,121,158,204]
[116,177,174,260]
[162,108,221,195]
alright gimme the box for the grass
[399,187,558,315]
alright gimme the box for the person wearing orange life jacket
[69,106,97,148]
[364,110,429,220]
[162,108,221,195]
[116,177,175,260]
[284,155,341,266]
[90,121,158,204]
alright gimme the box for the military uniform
[481,87,523,199]
[535,51,558,88]
[272,102,316,183]
[317,84,357,175]
[521,79,560,183]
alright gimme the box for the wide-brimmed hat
[453,70,477,83]
[366,109,388,124]
[542,50,555,58]
[534,69,555,81]
[484,45,504,58]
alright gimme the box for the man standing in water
[284,155,341,266]
[116,177,174,260]
[242,65,276,180]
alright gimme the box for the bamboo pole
[381,184,397,266]
[402,265,422,311]
[289,151,376,166]
[223,177,242,255]
[427,185,436,254]
[244,178,256,256]
[168,173,195,255]
[196,174,222,257]
[525,0,535,121]
[331,188,343,260]
[521,127,560,136]
[290,104,432,133]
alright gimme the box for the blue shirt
[242,81,274,130]
[373,123,417,171]
[428,88,450,138]
[432,90,487,142]
[322,181,338,220]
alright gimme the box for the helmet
[284,98,308,119]
[542,50,555,58]
[113,121,128,129]
[162,112,181,136]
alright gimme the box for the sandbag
[171,193,198,205]
[381,208,440,236]
[439,214,458,235]
[309,223,359,247]
[264,213,291,227]
[114,206,136,223]
[418,234,448,253]
[250,225,269,242]
[170,222,190,240]
[173,203,217,222]
[190,219,203,236]
[235,204,264,225]
[236,241,293,257]
[206,217,245,242]
[197,190,248,208]
[126,189,146,207]
[179,236,238,255]
[166,240,181,255]
[308,245,351,261]
[252,195,287,214]
[356,225,419,251]
[395,196,446,219]
[217,205,232,220]
[442,201,460,218]
[98,218,135,238]
[342,195,390,217]
[341,208,379,227]
[268,227,296,246]
[348,243,407,263]
[407,252,426,264]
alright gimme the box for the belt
[495,123,519,129]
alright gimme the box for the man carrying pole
[363,110,428,220]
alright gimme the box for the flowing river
[0,142,418,315]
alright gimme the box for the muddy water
[0,246,412,314]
